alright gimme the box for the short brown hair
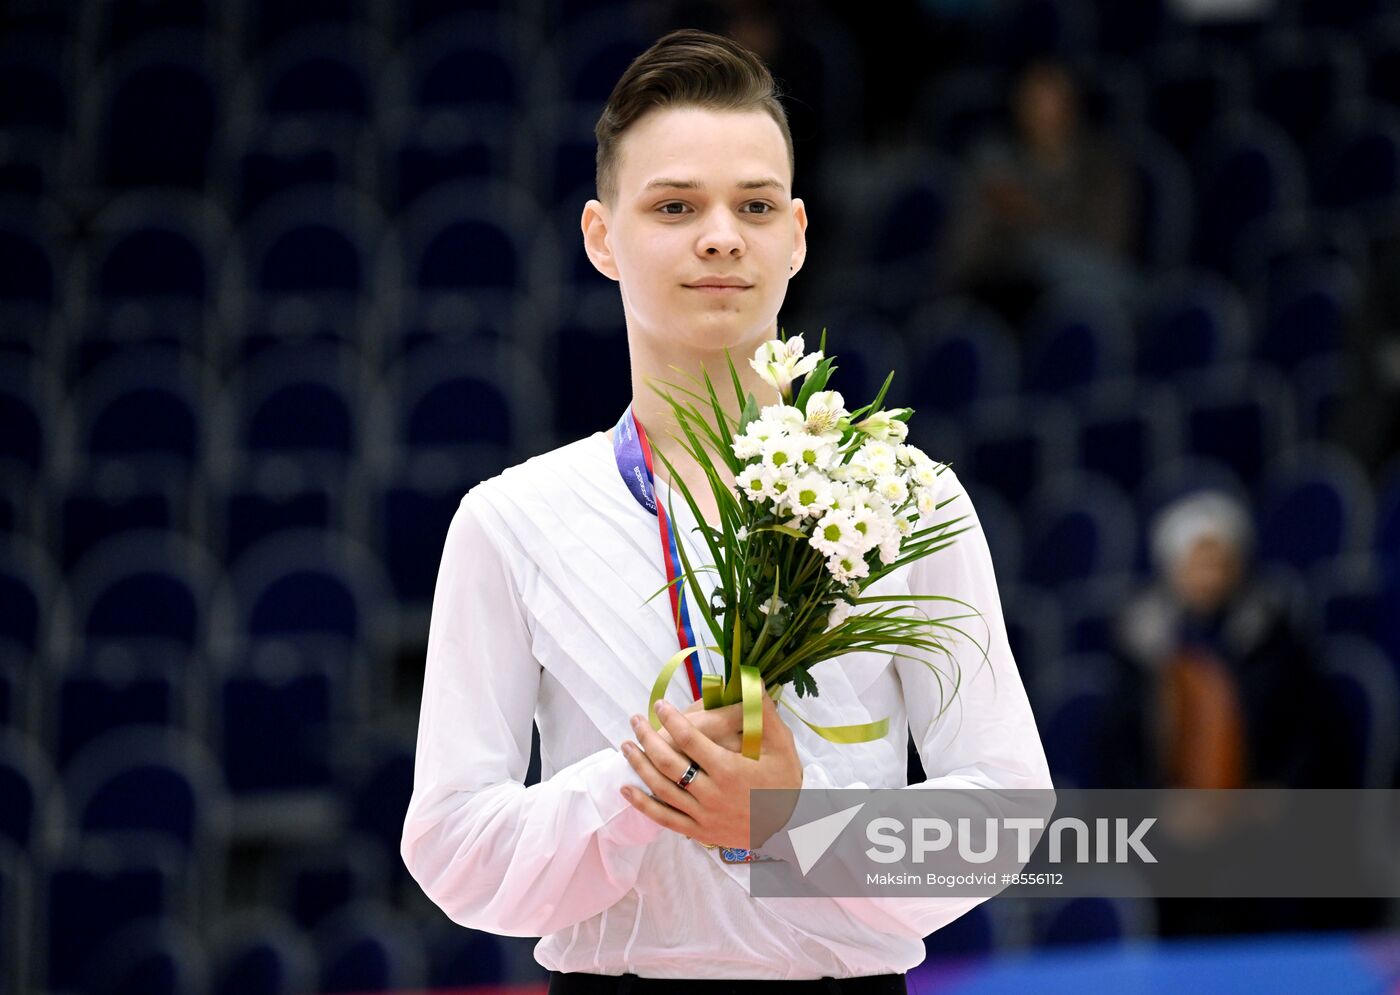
[594,28,795,205]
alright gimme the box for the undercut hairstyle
[594,28,795,206]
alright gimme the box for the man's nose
[698,211,744,256]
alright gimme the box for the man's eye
[746,202,773,215]
[659,202,689,215]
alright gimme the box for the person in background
[1103,490,1323,791]
[946,58,1138,327]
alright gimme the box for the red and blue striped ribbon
[612,405,703,701]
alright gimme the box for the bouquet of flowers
[643,331,988,759]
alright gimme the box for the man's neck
[626,330,782,489]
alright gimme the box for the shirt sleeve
[400,492,665,937]
[774,466,1055,939]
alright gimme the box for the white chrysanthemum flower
[804,390,846,436]
[750,336,822,397]
[788,431,837,471]
[767,465,795,502]
[894,514,915,537]
[878,529,902,565]
[897,443,932,468]
[810,509,859,556]
[916,486,940,517]
[735,464,770,503]
[785,471,836,518]
[874,474,909,507]
[854,440,898,478]
[826,600,852,629]
[759,434,799,473]
[827,551,871,584]
[850,507,885,552]
[732,434,762,460]
[912,462,940,489]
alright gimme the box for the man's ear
[581,198,620,282]
[788,196,808,277]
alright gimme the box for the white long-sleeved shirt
[400,429,1053,979]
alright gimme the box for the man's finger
[656,701,733,773]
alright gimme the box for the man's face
[582,106,807,353]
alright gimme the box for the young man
[401,29,1051,992]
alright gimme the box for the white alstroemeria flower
[810,508,859,557]
[827,551,871,584]
[826,600,852,629]
[736,525,750,541]
[785,471,836,518]
[758,403,806,431]
[854,408,912,443]
[804,390,847,435]
[758,594,787,616]
[749,336,822,398]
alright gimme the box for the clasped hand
[620,688,803,850]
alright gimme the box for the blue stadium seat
[84,918,206,995]
[65,529,219,653]
[1191,116,1306,270]
[1310,554,1384,640]
[266,838,388,931]
[382,111,513,212]
[856,154,959,291]
[220,343,366,467]
[1378,460,1400,569]
[313,902,426,993]
[1069,378,1182,497]
[550,15,653,104]
[910,66,1007,158]
[241,186,384,300]
[427,919,507,988]
[395,20,522,116]
[344,736,415,866]
[65,727,224,860]
[1021,472,1137,588]
[1144,43,1249,157]
[88,193,227,312]
[0,729,55,852]
[1252,31,1365,150]
[0,838,25,993]
[215,640,340,800]
[964,397,1073,507]
[965,486,1023,595]
[0,644,23,730]
[1178,365,1297,490]
[371,455,499,608]
[0,362,53,481]
[1021,297,1132,398]
[1258,445,1375,572]
[1122,130,1194,268]
[1317,636,1400,787]
[221,104,366,215]
[0,535,58,654]
[905,299,1019,416]
[51,646,188,773]
[1036,895,1154,946]
[93,44,219,188]
[0,205,61,310]
[0,47,68,136]
[1056,574,1140,658]
[209,459,350,564]
[89,0,218,58]
[1310,103,1400,210]
[1000,585,1064,704]
[255,32,374,125]
[397,180,550,319]
[244,0,377,48]
[1133,270,1250,380]
[39,841,185,994]
[220,529,391,658]
[1040,677,1111,787]
[921,901,998,959]
[1365,18,1400,106]
[209,909,317,995]
[71,348,209,477]
[810,307,910,407]
[375,341,552,466]
[56,465,186,572]
[396,0,506,36]
[1252,256,1361,375]
[530,105,607,209]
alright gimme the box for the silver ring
[676,760,700,790]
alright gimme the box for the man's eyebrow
[641,176,787,192]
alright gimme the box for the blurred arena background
[1,0,1398,992]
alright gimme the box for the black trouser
[547,970,909,994]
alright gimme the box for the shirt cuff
[592,747,669,848]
